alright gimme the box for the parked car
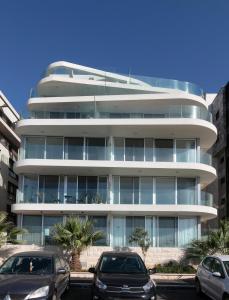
[89,251,157,300]
[0,251,70,300]
[195,255,229,300]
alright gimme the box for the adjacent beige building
[0,91,20,221]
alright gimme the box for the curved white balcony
[14,159,216,186]
[16,118,217,149]
[11,203,217,221]
[28,93,208,112]
[32,61,205,99]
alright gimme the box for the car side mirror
[88,267,96,273]
[212,271,222,278]
[148,268,156,275]
[57,268,66,275]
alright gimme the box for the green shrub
[155,260,196,274]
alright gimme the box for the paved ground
[63,283,210,300]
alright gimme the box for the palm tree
[0,211,25,247]
[129,227,151,262]
[185,220,229,263]
[52,217,104,271]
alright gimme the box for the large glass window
[23,175,38,203]
[43,216,63,245]
[114,138,124,161]
[87,176,98,203]
[25,137,45,159]
[22,215,42,245]
[125,139,144,161]
[86,138,106,160]
[156,177,175,204]
[120,177,139,204]
[140,177,153,204]
[176,140,196,162]
[155,139,173,162]
[177,178,196,205]
[178,217,197,247]
[112,217,125,247]
[126,217,145,246]
[78,176,87,203]
[66,176,77,203]
[91,216,107,246]
[39,176,59,203]
[46,137,63,159]
[98,177,108,204]
[145,138,154,161]
[158,217,177,247]
[64,137,83,160]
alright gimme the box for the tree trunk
[71,251,82,271]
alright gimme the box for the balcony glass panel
[113,176,120,204]
[39,175,60,203]
[23,175,38,203]
[176,140,196,162]
[66,176,77,203]
[140,177,153,204]
[43,216,63,245]
[177,178,196,205]
[114,138,124,160]
[178,217,197,247]
[64,137,83,160]
[201,191,213,207]
[158,217,177,247]
[25,137,45,159]
[120,177,134,204]
[126,216,145,246]
[78,176,87,203]
[98,176,108,204]
[125,138,144,161]
[145,138,154,161]
[155,139,173,162]
[50,112,65,119]
[86,138,106,160]
[46,137,63,159]
[87,176,98,204]
[156,178,175,204]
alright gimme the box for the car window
[202,257,214,271]
[0,256,53,275]
[211,259,224,275]
[99,255,146,274]
[223,261,229,276]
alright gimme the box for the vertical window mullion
[37,175,39,203]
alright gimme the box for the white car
[196,255,229,300]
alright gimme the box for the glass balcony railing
[29,105,212,122]
[201,191,214,207]
[37,66,205,98]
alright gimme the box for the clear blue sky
[1,0,229,113]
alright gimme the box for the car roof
[101,251,140,257]
[11,251,57,257]
[205,255,229,262]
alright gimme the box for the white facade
[13,61,217,255]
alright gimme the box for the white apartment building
[0,91,20,220]
[13,61,217,264]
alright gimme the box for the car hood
[98,272,150,286]
[0,274,54,295]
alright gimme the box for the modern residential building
[13,61,217,265]
[0,91,20,221]
[208,83,229,222]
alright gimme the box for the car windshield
[99,255,146,274]
[0,256,53,275]
[223,261,229,276]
